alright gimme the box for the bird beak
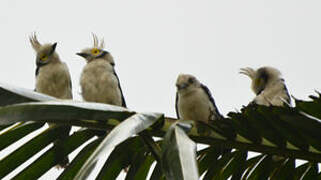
[76,52,89,58]
[48,42,57,55]
[176,83,188,90]
[52,42,57,50]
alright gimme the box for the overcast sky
[1,0,321,179]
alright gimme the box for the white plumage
[30,33,72,168]
[36,62,72,99]
[80,59,123,105]
[30,33,72,99]
[240,66,291,106]
[77,34,126,107]
[175,74,222,124]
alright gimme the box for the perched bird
[77,34,126,107]
[29,33,72,168]
[175,74,223,134]
[240,66,291,106]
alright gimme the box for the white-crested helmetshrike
[175,74,223,134]
[240,66,291,106]
[30,33,72,168]
[77,34,126,107]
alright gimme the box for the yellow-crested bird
[30,33,72,168]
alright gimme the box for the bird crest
[77,33,113,64]
[239,67,256,80]
[92,33,105,49]
[29,32,42,51]
[29,32,59,67]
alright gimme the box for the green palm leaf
[162,120,199,180]
[0,83,321,179]
[75,113,163,179]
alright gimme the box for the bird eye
[91,48,100,55]
[188,77,194,83]
[40,54,48,61]
[256,78,263,85]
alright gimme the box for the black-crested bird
[77,34,126,107]
[240,66,291,106]
[175,74,223,134]
[30,33,72,168]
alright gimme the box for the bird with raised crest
[240,66,291,106]
[30,33,72,168]
[77,34,126,108]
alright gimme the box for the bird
[175,74,223,134]
[240,66,291,106]
[29,33,72,168]
[77,34,126,107]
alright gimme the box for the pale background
[0,0,320,179]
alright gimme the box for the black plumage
[113,70,126,108]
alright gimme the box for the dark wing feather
[113,70,127,108]
[201,84,234,142]
[34,66,40,91]
[200,84,223,120]
[35,66,40,77]
[35,62,46,77]
[281,79,291,105]
[68,73,73,99]
[175,92,180,119]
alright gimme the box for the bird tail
[53,125,71,168]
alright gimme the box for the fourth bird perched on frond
[29,33,72,168]
[240,66,291,106]
[77,33,126,107]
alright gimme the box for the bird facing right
[240,66,291,106]
[77,34,126,108]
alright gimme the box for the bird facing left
[29,33,72,168]
[77,33,126,108]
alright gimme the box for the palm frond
[0,83,321,179]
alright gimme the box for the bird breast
[36,62,72,99]
[80,59,122,106]
[178,89,214,123]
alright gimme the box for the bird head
[240,66,281,95]
[176,74,201,94]
[76,33,114,65]
[29,33,59,67]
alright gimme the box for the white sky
[0,0,321,179]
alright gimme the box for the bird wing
[200,84,223,120]
[35,66,40,77]
[200,84,234,141]
[281,79,291,105]
[254,79,291,106]
[62,62,73,99]
[113,69,127,108]
[67,72,73,99]
[35,61,47,77]
[69,78,72,96]
[175,92,180,119]
[34,67,40,91]
[34,66,42,91]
